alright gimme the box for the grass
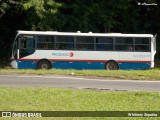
[1,68,160,80]
[0,69,159,120]
[0,87,160,120]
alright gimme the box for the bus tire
[37,60,51,69]
[105,61,118,70]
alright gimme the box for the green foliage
[23,0,61,30]
[55,0,95,32]
[0,0,25,61]
[91,0,130,32]
[0,0,160,64]
[0,0,23,17]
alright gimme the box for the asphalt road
[0,74,160,92]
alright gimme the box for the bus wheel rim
[41,64,48,69]
[106,62,117,70]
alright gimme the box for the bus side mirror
[154,34,157,38]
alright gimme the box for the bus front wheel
[37,60,51,69]
[105,61,118,70]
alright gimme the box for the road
[0,74,160,92]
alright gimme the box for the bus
[10,30,156,70]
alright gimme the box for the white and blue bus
[10,30,156,70]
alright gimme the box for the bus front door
[18,35,36,68]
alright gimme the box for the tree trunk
[104,25,111,33]
[0,12,5,18]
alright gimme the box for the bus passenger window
[96,37,113,50]
[76,37,94,50]
[37,35,54,49]
[115,37,133,51]
[135,38,150,51]
[127,45,133,51]
[56,36,74,50]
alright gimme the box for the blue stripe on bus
[17,60,151,70]
[119,62,150,70]
[18,60,37,69]
[52,62,105,69]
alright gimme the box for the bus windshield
[13,34,35,59]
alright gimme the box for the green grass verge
[0,87,159,120]
[1,68,160,80]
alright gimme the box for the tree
[0,0,26,62]
[0,0,160,64]
[0,0,23,18]
[23,0,61,30]
[92,0,130,33]
[57,0,130,33]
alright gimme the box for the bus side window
[76,36,94,50]
[127,45,133,51]
[115,37,133,51]
[37,35,54,49]
[56,36,74,50]
[135,38,150,51]
[96,37,113,51]
[43,43,48,49]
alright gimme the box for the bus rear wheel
[37,60,51,69]
[105,61,118,70]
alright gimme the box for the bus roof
[17,30,154,38]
